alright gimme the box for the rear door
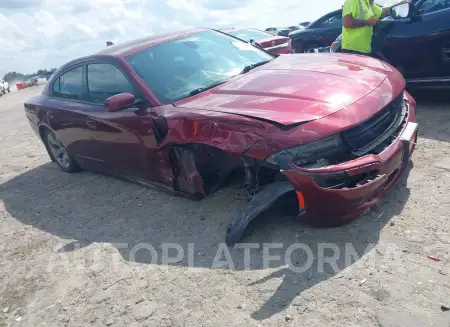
[46,65,95,169]
[381,0,450,80]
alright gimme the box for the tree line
[3,68,57,83]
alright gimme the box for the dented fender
[152,107,274,155]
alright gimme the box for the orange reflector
[193,120,199,136]
[296,191,305,209]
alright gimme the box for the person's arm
[342,0,379,28]
[343,14,367,27]
[343,15,379,28]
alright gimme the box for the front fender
[154,110,269,155]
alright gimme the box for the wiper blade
[240,60,271,74]
[188,80,228,97]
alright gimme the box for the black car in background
[278,28,292,37]
[288,25,302,32]
[330,0,450,89]
[289,9,342,53]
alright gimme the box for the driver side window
[87,63,137,104]
[419,0,450,14]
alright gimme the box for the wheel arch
[160,142,242,198]
[38,124,50,142]
[38,124,57,162]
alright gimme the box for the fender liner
[226,181,296,245]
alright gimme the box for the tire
[7,87,10,93]
[43,129,81,173]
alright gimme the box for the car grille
[342,92,405,156]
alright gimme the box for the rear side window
[319,14,342,27]
[87,63,135,104]
[56,67,83,100]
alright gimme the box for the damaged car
[24,28,418,244]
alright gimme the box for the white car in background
[0,79,10,94]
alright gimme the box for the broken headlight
[266,134,345,166]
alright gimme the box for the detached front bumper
[226,91,417,245]
[281,94,417,227]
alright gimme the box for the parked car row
[25,26,418,243]
[0,79,10,95]
[265,24,306,36]
[25,77,39,87]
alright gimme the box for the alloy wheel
[46,132,71,169]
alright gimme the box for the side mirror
[104,93,135,112]
[390,2,414,19]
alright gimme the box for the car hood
[174,54,398,126]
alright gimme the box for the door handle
[86,121,97,130]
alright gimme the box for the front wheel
[7,87,10,93]
[44,129,81,173]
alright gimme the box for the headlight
[266,134,345,166]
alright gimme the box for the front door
[380,0,450,80]
[80,62,173,186]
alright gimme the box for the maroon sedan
[221,28,292,55]
[24,28,418,244]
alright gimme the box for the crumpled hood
[174,54,402,126]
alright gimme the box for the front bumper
[281,93,417,227]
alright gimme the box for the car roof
[55,28,211,72]
[95,27,208,58]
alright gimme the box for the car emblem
[272,41,276,46]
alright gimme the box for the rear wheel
[44,129,80,173]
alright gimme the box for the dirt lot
[0,85,449,327]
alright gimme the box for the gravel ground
[0,85,449,327]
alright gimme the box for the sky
[0,0,397,77]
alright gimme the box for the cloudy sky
[0,0,397,77]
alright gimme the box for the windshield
[125,30,273,104]
[229,29,273,42]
